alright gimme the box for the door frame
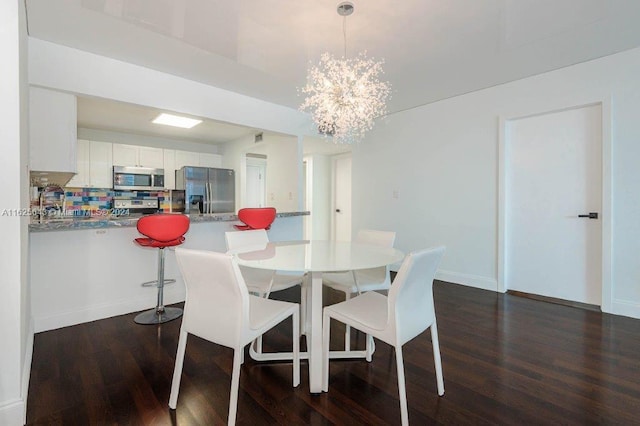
[497,97,613,313]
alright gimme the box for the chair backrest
[355,229,396,247]
[354,229,396,283]
[137,213,190,242]
[387,246,445,346]
[175,248,250,348]
[225,229,269,252]
[237,207,276,230]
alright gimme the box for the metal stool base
[134,306,183,325]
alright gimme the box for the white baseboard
[610,298,640,319]
[21,318,34,425]
[0,399,24,426]
[33,291,186,333]
[435,269,497,291]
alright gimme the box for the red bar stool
[134,213,190,324]
[234,207,276,230]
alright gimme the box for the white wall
[353,46,640,319]
[29,38,313,138]
[0,1,30,424]
[221,133,301,212]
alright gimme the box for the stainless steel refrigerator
[175,166,235,214]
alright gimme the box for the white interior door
[246,159,266,207]
[333,154,352,241]
[506,104,602,305]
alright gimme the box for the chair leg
[395,345,409,426]
[252,291,266,355]
[228,348,242,426]
[300,280,307,336]
[431,321,445,396]
[344,292,351,351]
[292,308,300,387]
[365,334,373,362]
[322,312,331,392]
[168,330,188,409]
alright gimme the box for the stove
[113,197,160,215]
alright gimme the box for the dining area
[166,224,445,425]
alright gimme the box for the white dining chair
[322,246,445,426]
[225,229,305,299]
[225,229,306,353]
[169,248,300,426]
[323,229,396,351]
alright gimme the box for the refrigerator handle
[208,180,213,214]
[205,181,211,214]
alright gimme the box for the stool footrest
[134,306,183,324]
[141,278,177,287]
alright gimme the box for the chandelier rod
[343,15,347,58]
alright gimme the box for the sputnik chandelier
[300,1,391,144]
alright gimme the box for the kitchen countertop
[28,211,309,232]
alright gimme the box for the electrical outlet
[393,190,399,199]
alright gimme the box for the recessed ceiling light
[152,113,202,129]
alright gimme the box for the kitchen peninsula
[29,211,308,333]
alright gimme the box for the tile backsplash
[30,187,173,220]
[64,187,172,216]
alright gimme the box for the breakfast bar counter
[28,211,308,232]
[29,212,307,333]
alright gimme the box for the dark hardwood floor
[27,282,640,425]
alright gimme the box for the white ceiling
[26,0,640,145]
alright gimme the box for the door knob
[335,209,341,213]
[578,212,598,219]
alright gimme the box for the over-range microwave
[113,166,165,191]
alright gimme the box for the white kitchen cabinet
[175,150,222,169]
[66,139,90,187]
[138,146,164,168]
[89,141,113,188]
[199,153,223,168]
[29,87,77,173]
[174,150,200,170]
[66,140,113,188]
[112,144,137,167]
[113,144,163,168]
[163,149,176,190]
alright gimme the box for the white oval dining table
[233,239,405,393]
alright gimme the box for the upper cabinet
[174,150,222,169]
[66,140,113,188]
[65,139,89,187]
[112,144,163,168]
[163,149,176,190]
[90,141,114,188]
[200,153,223,168]
[174,150,200,170]
[29,87,77,173]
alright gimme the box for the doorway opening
[245,154,266,208]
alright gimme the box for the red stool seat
[134,213,190,325]
[234,207,276,231]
